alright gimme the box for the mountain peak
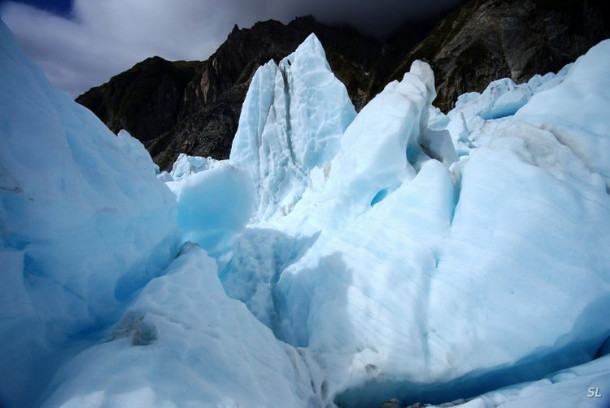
[144,17,380,169]
[76,0,610,169]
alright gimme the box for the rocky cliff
[384,0,610,111]
[78,16,383,170]
[76,57,202,144]
[77,0,610,169]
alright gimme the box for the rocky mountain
[384,0,610,111]
[76,57,203,145]
[77,16,384,170]
[76,0,610,169]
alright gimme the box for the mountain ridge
[76,0,610,170]
[77,16,386,170]
[387,0,610,111]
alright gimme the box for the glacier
[0,21,181,407]
[1,18,610,408]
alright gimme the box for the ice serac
[224,57,462,401]
[167,153,219,181]
[0,22,180,407]
[322,60,456,220]
[230,33,357,221]
[166,161,255,261]
[225,40,610,406]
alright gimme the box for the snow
[2,19,610,408]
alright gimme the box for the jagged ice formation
[1,20,610,408]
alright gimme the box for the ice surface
[517,40,610,187]
[444,66,570,157]
[222,39,610,406]
[42,245,324,408]
[166,161,255,261]
[3,21,610,408]
[431,355,610,408]
[168,153,219,181]
[117,129,160,177]
[230,34,356,221]
[319,60,442,221]
[477,78,531,120]
[0,21,180,406]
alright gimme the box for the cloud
[1,0,463,97]
[280,0,464,37]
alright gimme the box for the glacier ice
[320,60,447,220]
[230,34,357,221]
[42,245,323,408]
[516,43,610,188]
[116,129,161,177]
[166,160,255,261]
[428,355,610,408]
[2,18,610,408]
[219,39,610,406]
[0,21,180,407]
[166,152,220,181]
[443,65,571,158]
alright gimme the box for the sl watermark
[587,387,603,399]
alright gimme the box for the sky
[0,0,465,97]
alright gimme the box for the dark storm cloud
[0,0,464,97]
[275,0,465,37]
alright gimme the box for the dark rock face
[77,1,610,169]
[78,16,382,170]
[150,17,382,169]
[76,57,202,143]
[383,0,610,111]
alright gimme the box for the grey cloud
[279,0,464,37]
[1,0,463,97]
